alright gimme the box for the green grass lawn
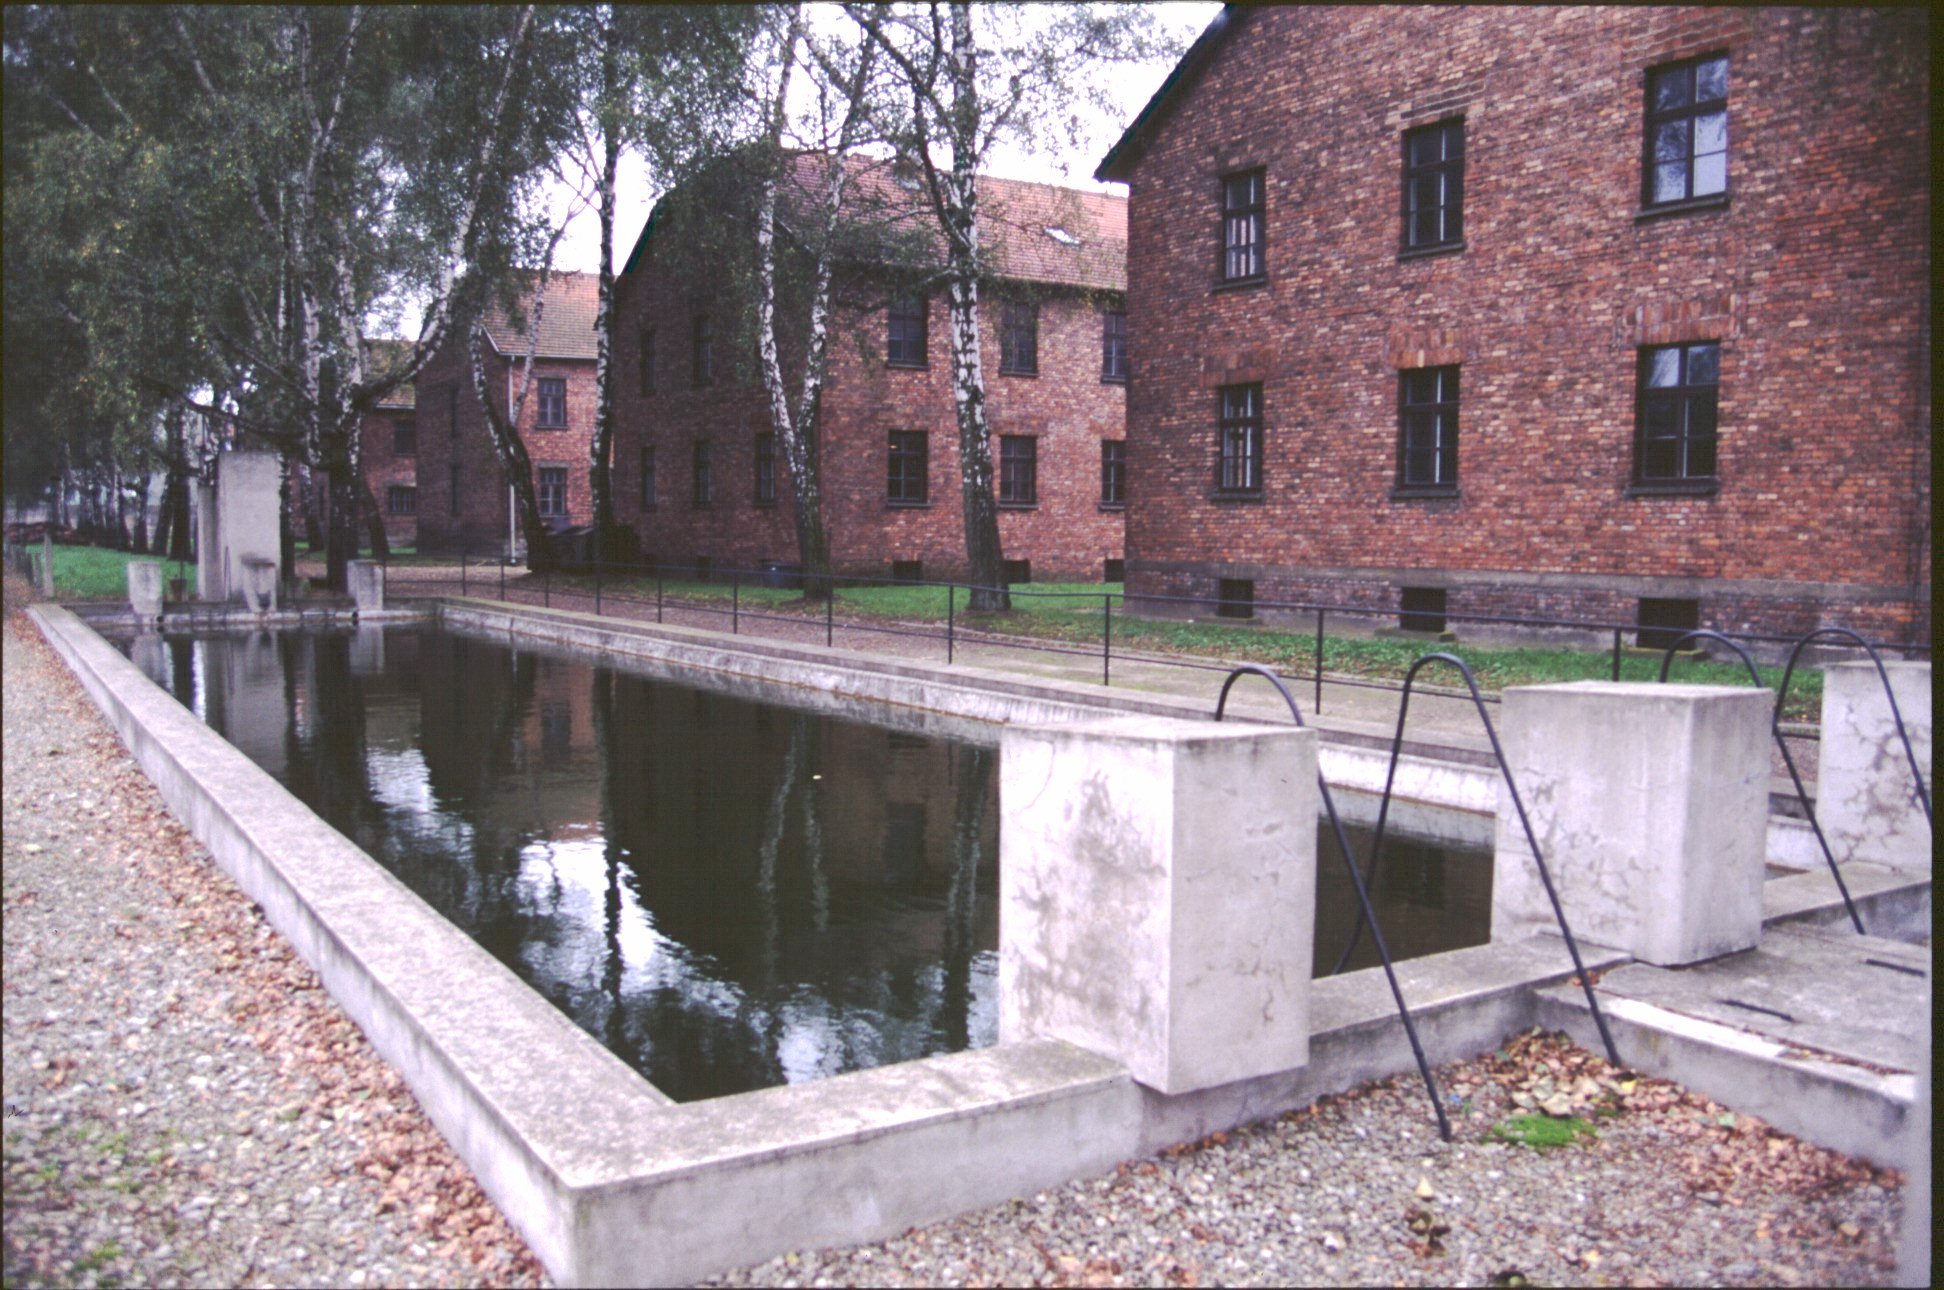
[570,571,1828,720]
[23,544,198,600]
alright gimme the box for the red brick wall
[611,265,1126,583]
[414,340,601,556]
[1120,6,1930,643]
[361,406,419,544]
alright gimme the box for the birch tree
[751,5,885,599]
[851,3,1164,610]
[4,6,559,589]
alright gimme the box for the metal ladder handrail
[1331,653,1621,1066]
[1213,664,1450,1140]
[1774,627,1931,826]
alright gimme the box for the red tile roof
[479,270,602,361]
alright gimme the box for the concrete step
[1534,922,1928,1166]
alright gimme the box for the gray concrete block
[1495,682,1770,966]
[1000,717,1316,1093]
[1820,661,1932,874]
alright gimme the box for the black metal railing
[1334,653,1623,1067]
[1214,664,1452,1142]
[390,552,1929,722]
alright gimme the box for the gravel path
[5,572,1904,1287]
[2,577,545,1289]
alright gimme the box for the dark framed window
[1636,342,1719,483]
[999,435,1037,505]
[691,439,713,505]
[536,377,567,429]
[537,466,568,519]
[1220,168,1266,283]
[887,430,928,504]
[1397,365,1460,490]
[1643,53,1728,207]
[1399,586,1448,633]
[1636,597,1700,650]
[1100,440,1126,506]
[1217,383,1262,495]
[692,314,714,386]
[1101,310,1128,382]
[1402,118,1464,252]
[1000,301,1038,375]
[1103,558,1124,583]
[890,559,923,582]
[1217,578,1254,620]
[1002,559,1031,587]
[887,295,927,367]
[447,462,461,516]
[386,485,417,516]
[393,419,417,457]
[753,432,776,505]
[638,328,656,395]
[640,445,657,508]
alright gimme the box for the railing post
[656,575,663,623]
[595,555,603,616]
[1611,627,1622,681]
[544,568,550,608]
[947,583,955,665]
[499,557,505,601]
[732,571,739,635]
[1103,593,1112,687]
[1314,608,1325,714]
[460,548,467,596]
[824,576,833,647]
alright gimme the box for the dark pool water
[115,623,1490,1101]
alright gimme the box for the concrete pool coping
[35,601,1929,1285]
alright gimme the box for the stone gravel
[4,572,1903,1287]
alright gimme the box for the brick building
[415,272,601,556]
[1098,6,1930,645]
[609,158,1128,585]
[363,340,419,545]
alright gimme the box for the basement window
[1216,578,1254,620]
[1636,597,1700,651]
[1103,558,1125,584]
[1003,559,1032,586]
[890,559,923,583]
[1399,587,1448,633]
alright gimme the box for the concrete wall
[1818,661,1932,873]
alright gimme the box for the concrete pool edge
[32,602,1928,1285]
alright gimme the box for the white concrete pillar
[1493,682,1770,966]
[39,534,55,596]
[195,481,221,601]
[347,559,385,614]
[999,717,1317,1094]
[127,560,164,620]
[216,452,281,606]
[1819,662,1931,874]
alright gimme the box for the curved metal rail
[1331,654,1621,1066]
[1774,628,1931,826]
[1213,665,1451,1141]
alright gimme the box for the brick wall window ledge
[886,359,929,371]
[886,501,933,510]
[1398,239,1466,263]
[1210,276,1268,295]
[753,500,778,509]
[1627,478,1720,498]
[999,368,1040,379]
[1101,375,1128,386]
[1208,490,1265,503]
[997,501,1040,511]
[1098,502,1127,513]
[1390,484,1461,501]
[1635,193,1730,223]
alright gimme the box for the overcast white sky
[546,2,1221,275]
